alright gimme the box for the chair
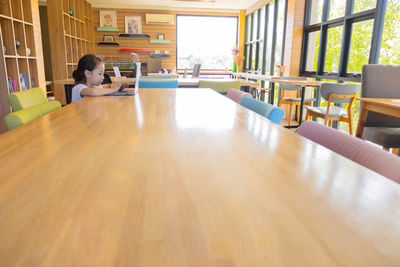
[102,73,112,84]
[4,87,61,130]
[359,64,400,154]
[198,80,241,94]
[305,83,360,135]
[297,121,400,183]
[240,97,285,125]
[138,79,178,88]
[226,88,252,104]
[192,64,201,78]
[277,76,315,126]
[140,76,173,79]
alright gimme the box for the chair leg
[328,120,333,127]
[288,103,293,126]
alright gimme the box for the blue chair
[140,76,173,79]
[240,97,285,125]
[138,79,179,88]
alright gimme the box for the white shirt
[71,84,102,102]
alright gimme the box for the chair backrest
[192,64,201,78]
[278,76,307,91]
[102,73,112,84]
[226,88,252,104]
[362,64,400,127]
[198,80,241,94]
[297,121,400,183]
[140,76,173,79]
[7,87,48,112]
[138,79,178,88]
[240,97,285,124]
[320,83,361,104]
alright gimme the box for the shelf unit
[151,54,171,58]
[47,0,94,104]
[150,40,171,44]
[96,27,118,32]
[97,42,119,46]
[0,0,42,133]
[119,48,151,53]
[118,33,150,38]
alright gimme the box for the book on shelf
[7,77,13,94]
[19,73,29,90]
[8,77,16,93]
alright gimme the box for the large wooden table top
[0,89,400,266]
[54,78,259,87]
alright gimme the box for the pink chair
[226,88,252,104]
[297,121,400,183]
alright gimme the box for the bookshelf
[47,0,94,104]
[0,0,43,133]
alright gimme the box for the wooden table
[54,78,259,104]
[356,97,400,138]
[0,89,400,266]
[271,79,325,128]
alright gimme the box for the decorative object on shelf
[119,48,151,53]
[97,42,119,46]
[15,39,20,49]
[158,33,165,40]
[69,8,74,16]
[231,46,242,73]
[150,40,171,44]
[99,10,117,28]
[103,35,114,42]
[125,16,142,34]
[26,48,31,56]
[154,49,160,54]
[118,33,150,38]
[275,65,286,76]
[97,27,119,32]
[164,50,169,54]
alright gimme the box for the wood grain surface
[0,89,399,266]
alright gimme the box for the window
[301,0,389,81]
[176,15,238,70]
[244,0,288,74]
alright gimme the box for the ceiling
[86,0,259,12]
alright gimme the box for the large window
[244,0,288,74]
[301,0,398,81]
[177,15,238,70]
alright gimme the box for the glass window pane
[324,25,343,73]
[265,2,274,74]
[252,43,257,69]
[329,0,345,20]
[309,0,323,25]
[245,45,250,70]
[379,0,400,64]
[274,0,286,72]
[348,19,373,73]
[245,16,251,42]
[259,42,264,71]
[177,16,237,69]
[353,0,376,13]
[306,31,320,71]
[259,7,265,39]
[252,12,258,40]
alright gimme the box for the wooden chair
[304,83,360,135]
[277,76,315,126]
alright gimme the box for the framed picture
[103,35,114,42]
[99,10,117,28]
[154,49,160,54]
[158,33,165,40]
[125,16,142,34]
[164,50,169,54]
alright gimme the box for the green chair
[4,87,61,130]
[198,80,241,94]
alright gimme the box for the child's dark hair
[72,54,103,84]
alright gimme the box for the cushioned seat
[226,88,252,104]
[198,80,241,94]
[4,87,61,130]
[297,121,400,183]
[305,106,348,117]
[240,97,285,125]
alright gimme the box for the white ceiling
[87,0,259,12]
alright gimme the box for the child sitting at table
[71,54,122,102]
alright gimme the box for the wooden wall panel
[32,0,45,89]
[93,8,239,72]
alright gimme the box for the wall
[93,8,240,72]
[39,5,52,81]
